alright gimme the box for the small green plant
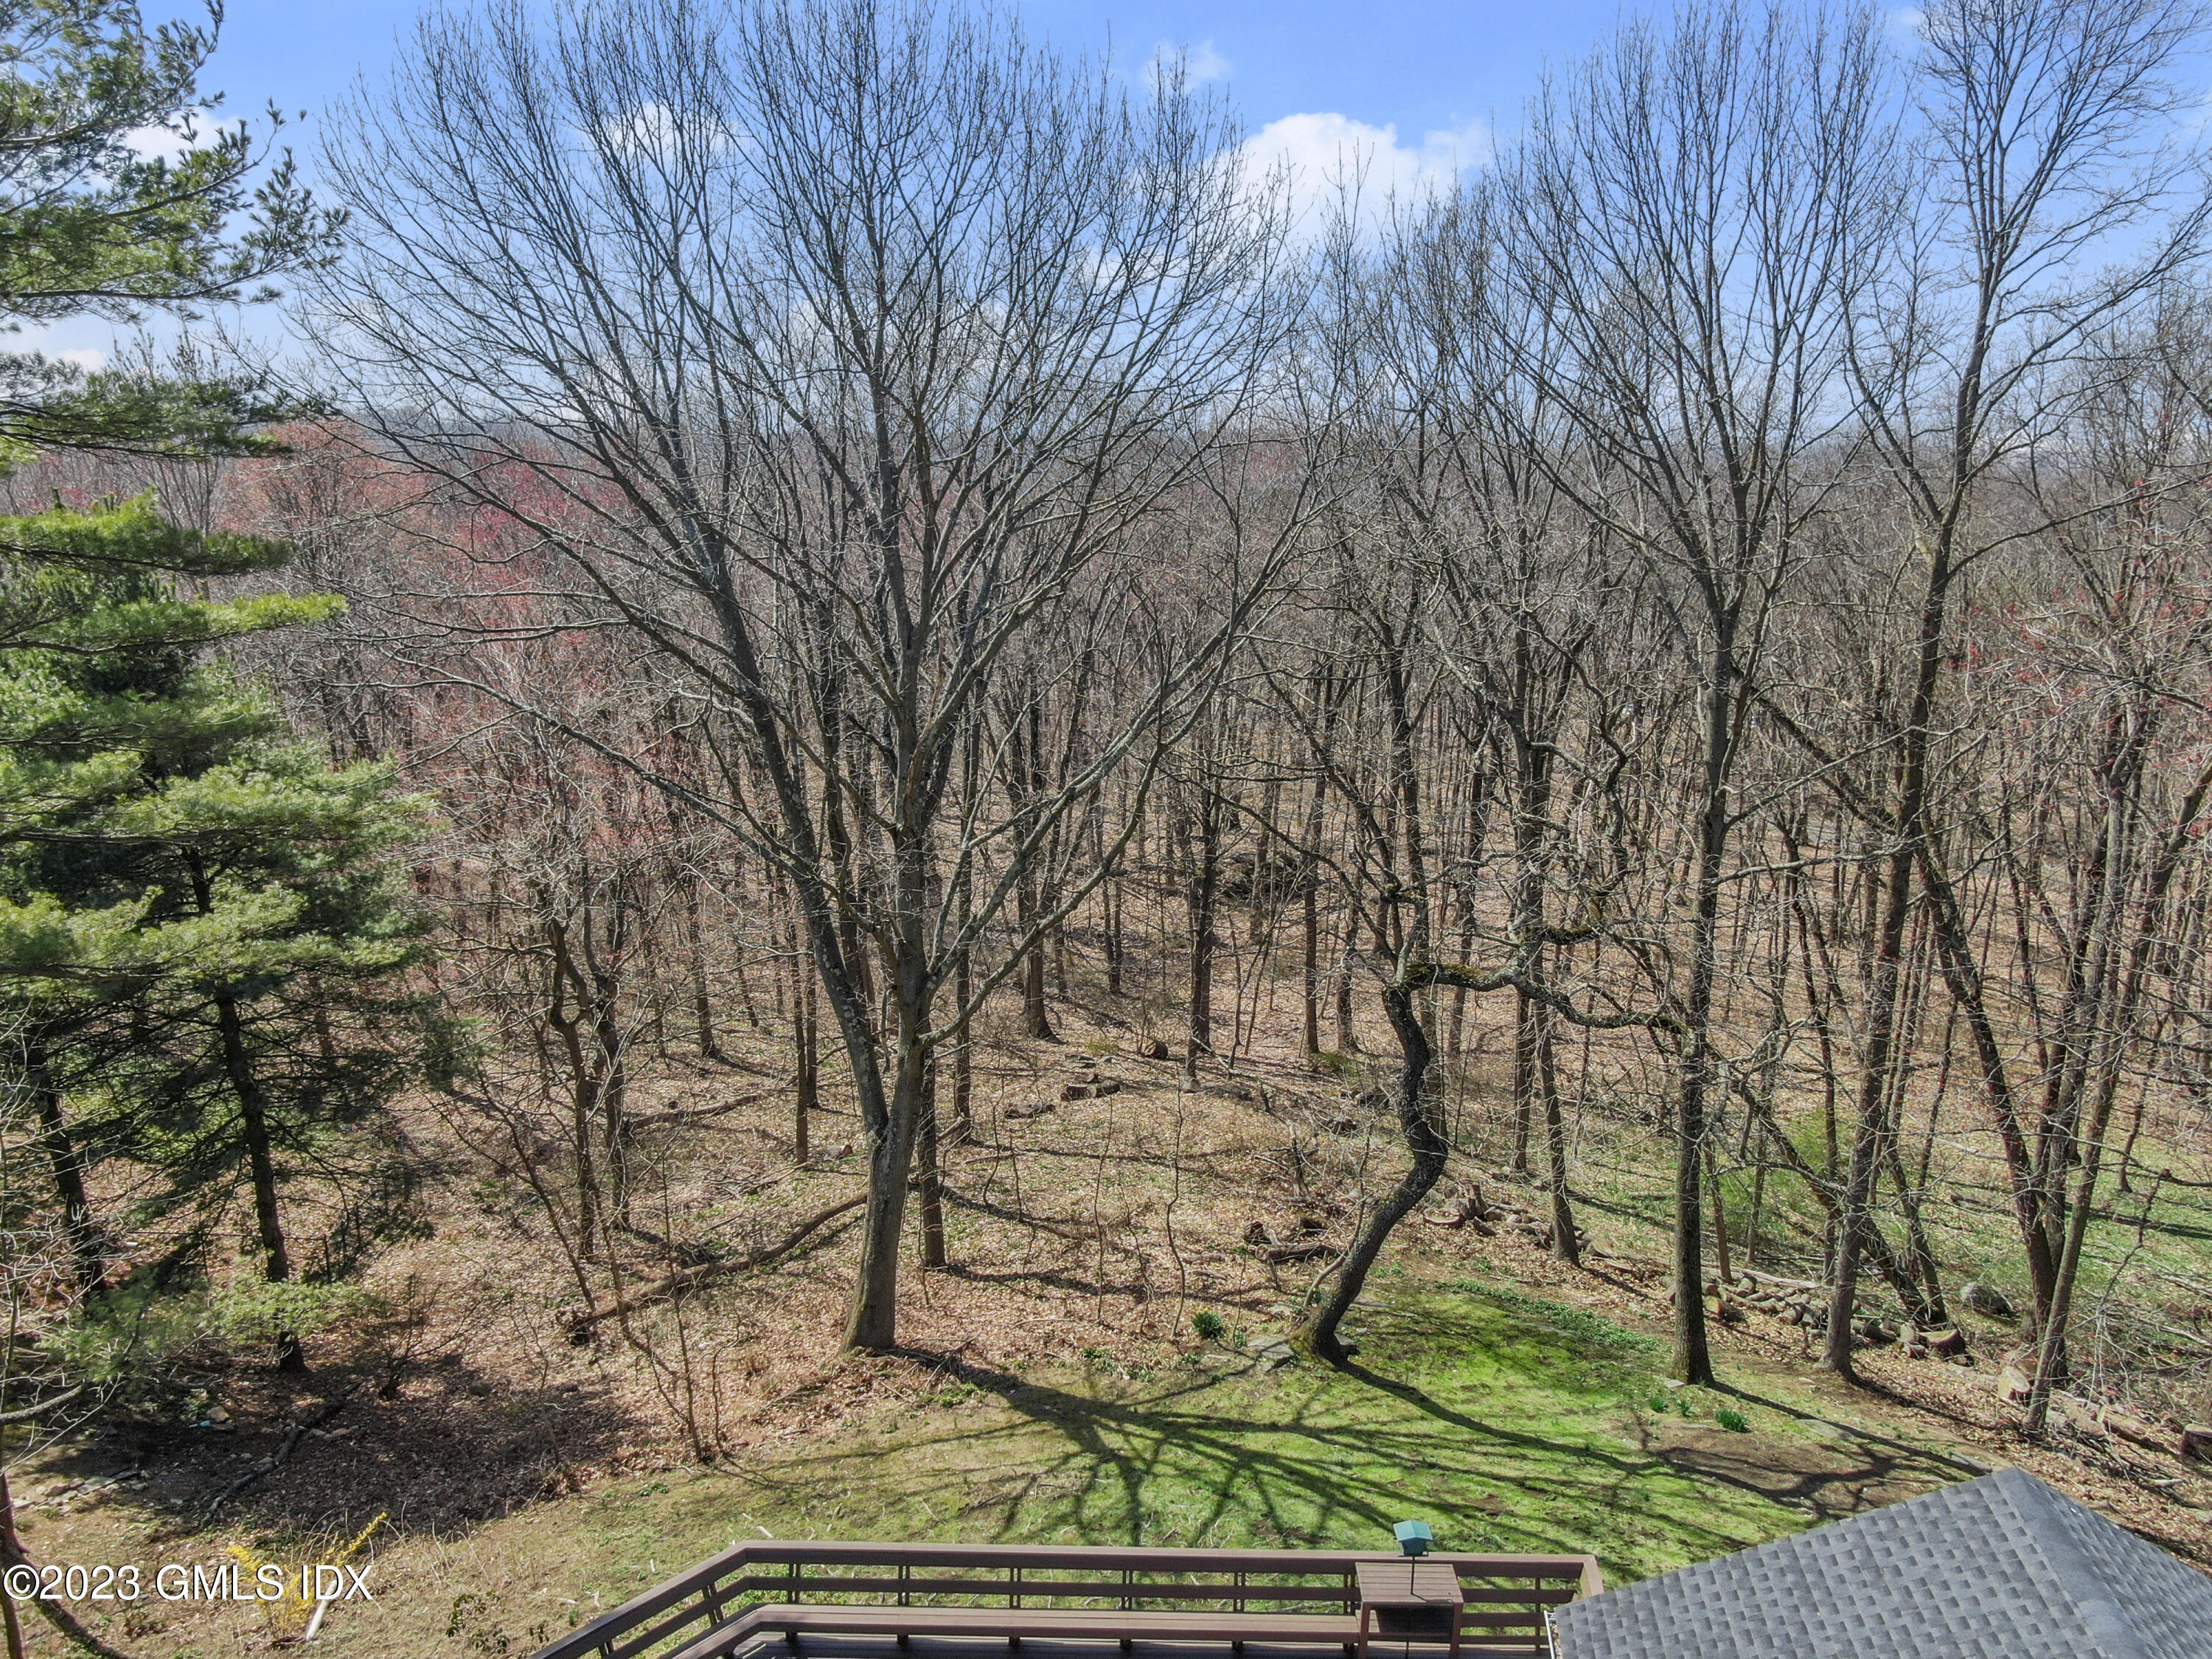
[1192,1310,1227,1341]
[1079,1346,1110,1363]
[1647,1394,1669,1413]
[1308,1050,1360,1078]
[1715,1408,1750,1433]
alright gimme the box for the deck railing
[524,1541,1605,1659]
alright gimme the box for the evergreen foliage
[0,1,424,1384]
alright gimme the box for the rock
[1961,1281,2015,1320]
[1252,1340,1298,1373]
[2180,1425,2212,1467]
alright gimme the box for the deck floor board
[719,1638,1535,1659]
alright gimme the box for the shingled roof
[1548,1465,2212,1659]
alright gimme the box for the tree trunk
[1670,655,1732,1387]
[1295,976,1447,1363]
[841,1032,926,1352]
[1021,917,1055,1040]
[1826,527,1954,1377]
[1186,790,1222,1082]
[1302,873,1321,1055]
[1512,995,1539,1176]
[27,1052,102,1299]
[1538,995,1579,1266]
[795,949,818,1164]
[917,1060,946,1270]
[684,874,723,1060]
[216,987,305,1372]
[1333,913,1362,1053]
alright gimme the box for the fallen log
[624,1088,779,1130]
[560,1194,867,1338]
[202,1391,350,1519]
[1733,1270,1821,1291]
[0,1383,88,1426]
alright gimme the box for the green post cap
[1394,1521,1433,1557]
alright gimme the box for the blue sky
[26,0,1786,361]
[212,0,1587,154]
[33,0,1606,349]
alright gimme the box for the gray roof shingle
[1548,1465,2212,1659]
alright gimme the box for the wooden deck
[703,1637,1548,1659]
[524,1542,1603,1659]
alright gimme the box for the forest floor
[10,984,2212,1657]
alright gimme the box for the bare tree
[1804,0,2212,1379]
[307,0,1299,1349]
[1490,0,1896,1381]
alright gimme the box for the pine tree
[0,2,383,1391]
[0,503,436,1366]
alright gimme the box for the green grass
[377,1273,1981,1658]
[617,1282,1816,1578]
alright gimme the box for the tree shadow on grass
[728,1298,1802,1580]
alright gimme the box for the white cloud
[122,124,192,161]
[54,349,106,374]
[1144,38,1231,96]
[1886,7,1927,41]
[591,102,748,161]
[1240,113,1488,234]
